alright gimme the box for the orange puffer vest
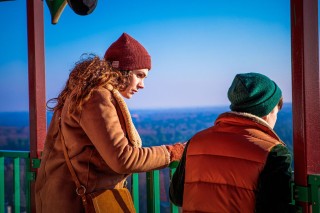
[183,112,283,213]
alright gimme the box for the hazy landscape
[0,104,293,212]
[0,103,293,150]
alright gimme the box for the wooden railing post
[26,0,47,212]
[290,0,320,212]
[146,170,160,213]
[132,173,140,212]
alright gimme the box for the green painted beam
[25,158,31,213]
[153,170,160,213]
[147,170,160,213]
[0,150,29,158]
[169,162,179,213]
[132,173,139,212]
[13,158,20,213]
[0,157,4,213]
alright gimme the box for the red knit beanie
[104,33,151,71]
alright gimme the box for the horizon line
[0,102,293,113]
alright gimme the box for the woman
[35,33,184,213]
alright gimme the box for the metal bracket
[27,172,36,181]
[292,174,320,213]
[308,174,320,212]
[31,158,41,169]
[294,185,311,203]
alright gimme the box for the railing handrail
[0,150,29,158]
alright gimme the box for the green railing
[3,150,320,213]
[0,150,180,213]
[0,150,31,213]
[129,161,179,213]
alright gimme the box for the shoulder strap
[59,117,89,207]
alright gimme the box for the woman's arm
[80,89,170,174]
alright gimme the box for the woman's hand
[166,143,185,162]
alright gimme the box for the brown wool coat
[35,88,170,213]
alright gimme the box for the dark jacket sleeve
[255,144,294,213]
[169,141,190,207]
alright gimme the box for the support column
[290,0,320,212]
[27,0,46,212]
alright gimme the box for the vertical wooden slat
[0,157,4,213]
[169,165,179,213]
[25,157,31,213]
[26,0,47,212]
[153,170,160,213]
[290,0,320,212]
[13,158,20,213]
[147,170,160,213]
[132,173,140,212]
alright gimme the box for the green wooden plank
[132,173,139,212]
[13,158,20,213]
[25,158,31,213]
[0,151,29,158]
[170,167,179,213]
[147,170,160,213]
[169,161,179,169]
[146,172,153,212]
[153,170,160,213]
[0,157,4,213]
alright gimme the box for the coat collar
[106,84,142,147]
[215,111,284,145]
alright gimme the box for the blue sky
[0,0,291,111]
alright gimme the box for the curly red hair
[47,54,131,114]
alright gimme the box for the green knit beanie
[228,72,282,117]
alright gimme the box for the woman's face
[120,69,149,99]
